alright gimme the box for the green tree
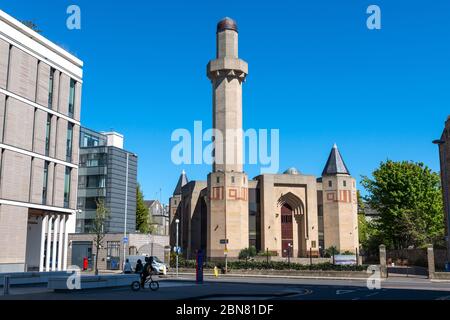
[93,198,109,275]
[357,191,369,246]
[361,160,444,249]
[136,183,149,233]
[21,20,41,33]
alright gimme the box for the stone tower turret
[321,144,359,253]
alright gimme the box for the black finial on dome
[217,17,238,33]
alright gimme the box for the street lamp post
[123,152,129,270]
[433,139,450,266]
[287,243,292,265]
[175,218,180,278]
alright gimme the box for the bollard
[3,275,10,295]
[214,266,219,277]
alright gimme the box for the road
[2,275,450,300]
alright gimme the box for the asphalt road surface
[2,275,450,300]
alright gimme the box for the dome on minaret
[217,17,238,33]
[283,167,300,175]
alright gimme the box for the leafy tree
[361,160,444,249]
[93,198,109,275]
[136,183,149,233]
[357,191,369,245]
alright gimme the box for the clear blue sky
[3,1,450,202]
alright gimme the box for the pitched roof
[144,200,156,208]
[322,144,350,176]
[173,170,188,195]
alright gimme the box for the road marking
[352,297,360,300]
[336,289,356,295]
[436,295,450,300]
[366,292,380,297]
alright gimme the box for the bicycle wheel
[150,280,159,291]
[131,281,141,291]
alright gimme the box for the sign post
[224,247,228,274]
[220,239,229,274]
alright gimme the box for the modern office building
[145,200,169,236]
[0,10,82,272]
[76,127,137,234]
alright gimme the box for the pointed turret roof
[173,170,188,195]
[322,144,350,176]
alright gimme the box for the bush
[257,250,278,257]
[238,246,257,261]
[171,259,366,272]
[324,246,339,258]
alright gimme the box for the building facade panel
[7,46,38,101]
[72,124,80,164]
[57,73,69,116]
[4,97,34,150]
[55,117,68,161]
[52,163,65,207]
[0,204,28,269]
[74,82,82,121]
[0,150,31,202]
[35,61,50,107]
[51,70,60,111]
[33,108,47,154]
[69,168,78,209]
[29,157,45,204]
[49,114,57,158]
[46,162,55,205]
[0,38,9,89]
[0,93,5,142]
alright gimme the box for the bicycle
[131,272,159,291]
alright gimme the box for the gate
[386,248,429,278]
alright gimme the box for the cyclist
[141,257,153,287]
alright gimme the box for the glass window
[48,68,55,109]
[79,153,107,167]
[343,180,347,187]
[66,123,74,162]
[45,114,51,156]
[68,79,76,118]
[86,175,106,188]
[216,176,220,183]
[42,161,49,204]
[231,176,235,183]
[328,180,332,187]
[64,167,71,208]
[318,204,323,217]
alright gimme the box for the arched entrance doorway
[281,204,294,257]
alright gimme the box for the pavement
[2,274,450,300]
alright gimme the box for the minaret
[206,18,249,259]
[207,17,248,172]
[321,144,359,253]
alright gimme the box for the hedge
[170,260,367,271]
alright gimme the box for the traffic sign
[224,248,228,256]
[220,239,229,244]
[122,237,128,244]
